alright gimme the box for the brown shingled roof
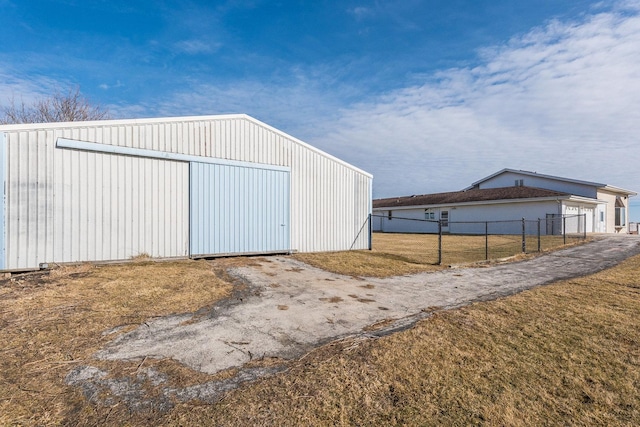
[373,186,569,208]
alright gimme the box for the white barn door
[190,162,290,257]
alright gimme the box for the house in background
[373,169,636,235]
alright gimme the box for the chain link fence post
[485,221,489,260]
[438,219,442,265]
[368,213,372,250]
[537,218,541,252]
[521,217,526,253]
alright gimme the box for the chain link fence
[367,213,587,265]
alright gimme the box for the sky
[1,0,639,221]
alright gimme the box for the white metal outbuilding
[0,114,372,271]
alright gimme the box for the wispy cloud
[173,39,221,55]
[98,80,124,90]
[348,6,374,21]
[0,62,65,104]
[311,2,640,200]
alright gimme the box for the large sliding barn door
[190,162,290,257]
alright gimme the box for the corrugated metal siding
[190,162,290,256]
[0,132,5,269]
[57,116,372,253]
[4,130,189,269]
[0,115,372,269]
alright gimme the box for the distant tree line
[0,87,110,124]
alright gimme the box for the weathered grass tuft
[0,259,232,426]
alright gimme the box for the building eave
[598,185,637,197]
[373,195,577,211]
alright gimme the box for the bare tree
[1,87,111,124]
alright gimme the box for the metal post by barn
[368,213,372,250]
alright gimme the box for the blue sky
[1,0,640,220]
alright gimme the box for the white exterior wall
[374,200,563,234]
[478,171,598,198]
[373,208,440,233]
[0,115,372,270]
[597,189,630,233]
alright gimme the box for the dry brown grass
[0,259,232,426]
[294,233,443,278]
[295,233,586,277]
[163,254,640,426]
[0,236,629,427]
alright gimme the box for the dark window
[615,207,626,227]
[615,197,626,227]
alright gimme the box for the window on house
[615,197,626,227]
[425,208,435,220]
[515,179,524,187]
[615,208,626,227]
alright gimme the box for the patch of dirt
[319,296,343,303]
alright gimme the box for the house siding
[478,171,598,199]
[374,200,563,234]
[597,189,631,233]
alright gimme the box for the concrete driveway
[70,235,640,407]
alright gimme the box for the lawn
[294,232,587,277]
[1,236,636,426]
[167,253,640,426]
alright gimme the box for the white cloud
[98,80,124,91]
[311,2,640,209]
[348,6,373,21]
[173,39,221,55]
[0,62,63,106]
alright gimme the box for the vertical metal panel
[3,129,189,270]
[190,162,290,256]
[0,133,5,269]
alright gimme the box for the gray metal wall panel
[4,130,189,270]
[190,162,290,256]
